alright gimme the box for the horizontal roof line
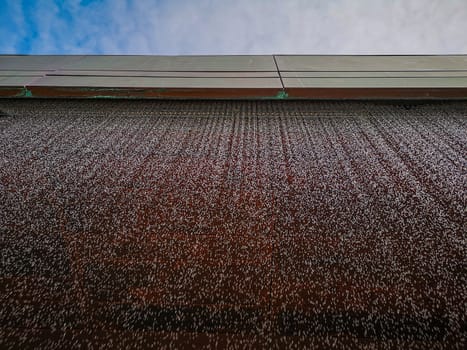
[1,55,467,100]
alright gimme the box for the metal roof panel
[50,70,279,78]
[31,76,282,88]
[0,55,84,70]
[0,70,49,76]
[276,55,467,71]
[59,55,277,72]
[281,71,467,78]
[283,77,467,88]
[0,76,40,86]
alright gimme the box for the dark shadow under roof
[1,55,467,99]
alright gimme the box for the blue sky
[1,0,467,55]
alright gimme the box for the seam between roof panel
[272,55,287,99]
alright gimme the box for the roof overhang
[1,55,467,99]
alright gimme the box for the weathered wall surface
[0,100,465,348]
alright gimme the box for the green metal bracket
[275,90,288,99]
[17,87,33,97]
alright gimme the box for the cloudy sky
[1,0,467,55]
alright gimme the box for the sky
[1,0,467,55]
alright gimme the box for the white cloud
[1,1,27,53]
[3,0,467,54]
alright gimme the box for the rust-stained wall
[1,100,465,348]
